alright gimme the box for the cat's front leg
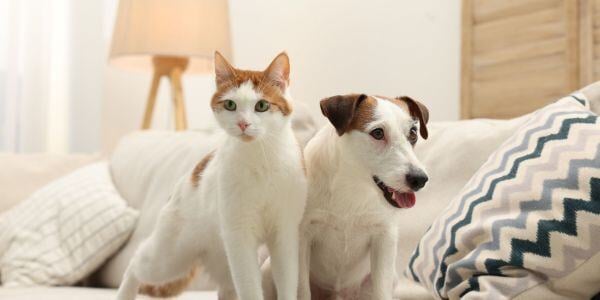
[267,219,300,300]
[221,227,263,300]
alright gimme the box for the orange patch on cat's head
[211,52,292,116]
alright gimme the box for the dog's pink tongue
[394,192,416,208]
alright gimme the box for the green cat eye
[223,100,237,111]
[255,100,270,112]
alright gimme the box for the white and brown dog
[298,94,430,300]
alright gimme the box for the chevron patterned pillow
[407,94,600,299]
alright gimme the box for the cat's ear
[264,52,290,91]
[320,94,367,136]
[214,51,236,87]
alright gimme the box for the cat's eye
[255,99,270,112]
[223,100,237,111]
[369,128,385,140]
[408,127,418,145]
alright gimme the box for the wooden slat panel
[473,37,565,67]
[473,8,562,53]
[595,0,600,13]
[472,93,565,119]
[473,0,561,24]
[594,12,600,28]
[593,59,600,78]
[462,0,580,120]
[594,0,600,82]
[581,0,595,85]
[593,30,600,41]
[471,67,568,118]
[564,0,580,91]
[593,44,600,59]
[473,53,564,81]
[474,20,565,53]
[472,66,567,101]
[461,0,474,119]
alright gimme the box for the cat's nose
[237,121,250,131]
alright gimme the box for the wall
[102,0,460,152]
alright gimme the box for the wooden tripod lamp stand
[109,0,232,131]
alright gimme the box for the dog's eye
[409,127,418,145]
[369,128,385,140]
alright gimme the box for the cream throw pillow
[0,162,138,286]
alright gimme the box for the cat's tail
[138,267,198,298]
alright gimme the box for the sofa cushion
[0,162,138,287]
[407,94,600,299]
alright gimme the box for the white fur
[296,96,428,300]
[116,82,307,300]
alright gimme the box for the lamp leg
[170,67,187,131]
[142,72,161,129]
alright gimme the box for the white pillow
[0,162,138,287]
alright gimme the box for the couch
[1,83,599,299]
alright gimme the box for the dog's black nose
[406,172,428,191]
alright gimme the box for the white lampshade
[109,0,232,73]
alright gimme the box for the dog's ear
[397,96,429,139]
[320,94,368,136]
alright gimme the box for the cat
[116,52,307,300]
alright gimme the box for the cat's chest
[217,158,300,195]
[220,159,291,180]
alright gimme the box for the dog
[296,94,430,300]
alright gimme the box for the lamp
[109,0,232,130]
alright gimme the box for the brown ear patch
[320,94,378,135]
[395,96,429,139]
[373,95,429,139]
[191,151,215,187]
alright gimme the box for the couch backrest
[0,153,99,214]
[100,82,600,287]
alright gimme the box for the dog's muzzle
[373,176,417,209]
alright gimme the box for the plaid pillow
[0,162,138,286]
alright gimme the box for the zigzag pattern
[498,177,599,267]
[406,95,600,299]
[447,131,600,288]
[433,114,599,293]
[411,108,583,286]
[461,182,600,296]
[464,178,600,296]
[413,98,592,287]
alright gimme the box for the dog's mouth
[373,176,416,209]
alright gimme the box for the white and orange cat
[116,52,307,300]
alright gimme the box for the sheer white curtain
[0,0,107,153]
